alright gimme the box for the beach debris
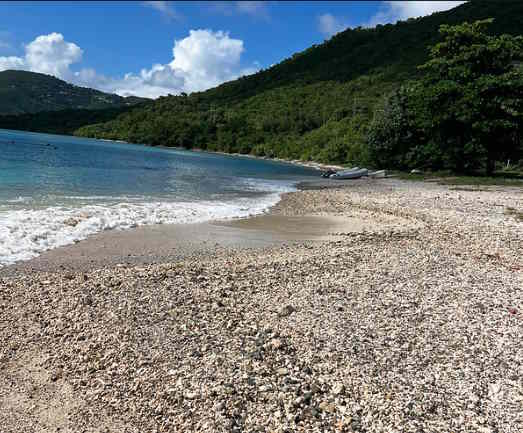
[278,304,296,317]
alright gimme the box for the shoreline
[187,147,347,172]
[153,143,347,172]
[0,177,384,276]
[1,178,521,432]
[4,127,345,173]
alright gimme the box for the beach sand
[1,214,372,275]
[0,178,521,432]
[2,179,412,276]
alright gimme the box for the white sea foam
[238,178,298,193]
[0,188,290,267]
[3,196,34,204]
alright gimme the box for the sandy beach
[0,178,522,432]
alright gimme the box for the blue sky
[0,1,465,98]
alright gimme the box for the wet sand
[1,178,394,276]
[2,212,377,275]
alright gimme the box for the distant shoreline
[3,126,350,173]
[155,144,346,172]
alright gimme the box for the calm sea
[0,128,317,266]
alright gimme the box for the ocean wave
[0,192,283,267]
[60,195,148,201]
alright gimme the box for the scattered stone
[278,305,296,317]
[270,338,283,350]
[0,179,521,432]
[319,401,336,413]
[63,217,80,227]
[332,382,345,396]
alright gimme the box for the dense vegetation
[0,70,147,115]
[2,1,522,173]
[368,19,523,174]
[0,105,148,135]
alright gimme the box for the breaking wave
[0,183,295,266]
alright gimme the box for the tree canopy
[368,19,523,174]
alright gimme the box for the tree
[367,87,415,169]
[418,19,523,174]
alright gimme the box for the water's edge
[1,129,319,267]
[0,185,296,267]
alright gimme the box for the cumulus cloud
[170,29,245,90]
[0,56,24,70]
[89,29,257,98]
[368,1,466,27]
[25,33,83,80]
[0,33,83,80]
[318,13,348,37]
[0,30,258,99]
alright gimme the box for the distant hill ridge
[0,70,147,115]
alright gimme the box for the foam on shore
[0,182,295,266]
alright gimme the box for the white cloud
[0,30,259,99]
[108,29,257,98]
[25,33,83,80]
[0,32,83,80]
[142,1,180,19]
[170,29,245,90]
[318,13,348,37]
[368,1,466,27]
[0,55,24,70]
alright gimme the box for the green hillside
[0,105,148,135]
[73,1,523,166]
[1,1,521,170]
[0,70,147,115]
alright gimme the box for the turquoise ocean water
[0,129,317,265]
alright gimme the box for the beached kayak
[329,168,368,179]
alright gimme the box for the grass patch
[439,176,523,186]
[393,170,523,187]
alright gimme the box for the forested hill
[0,70,147,115]
[73,1,522,164]
[199,1,523,104]
[4,1,522,169]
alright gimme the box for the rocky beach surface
[0,179,521,432]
